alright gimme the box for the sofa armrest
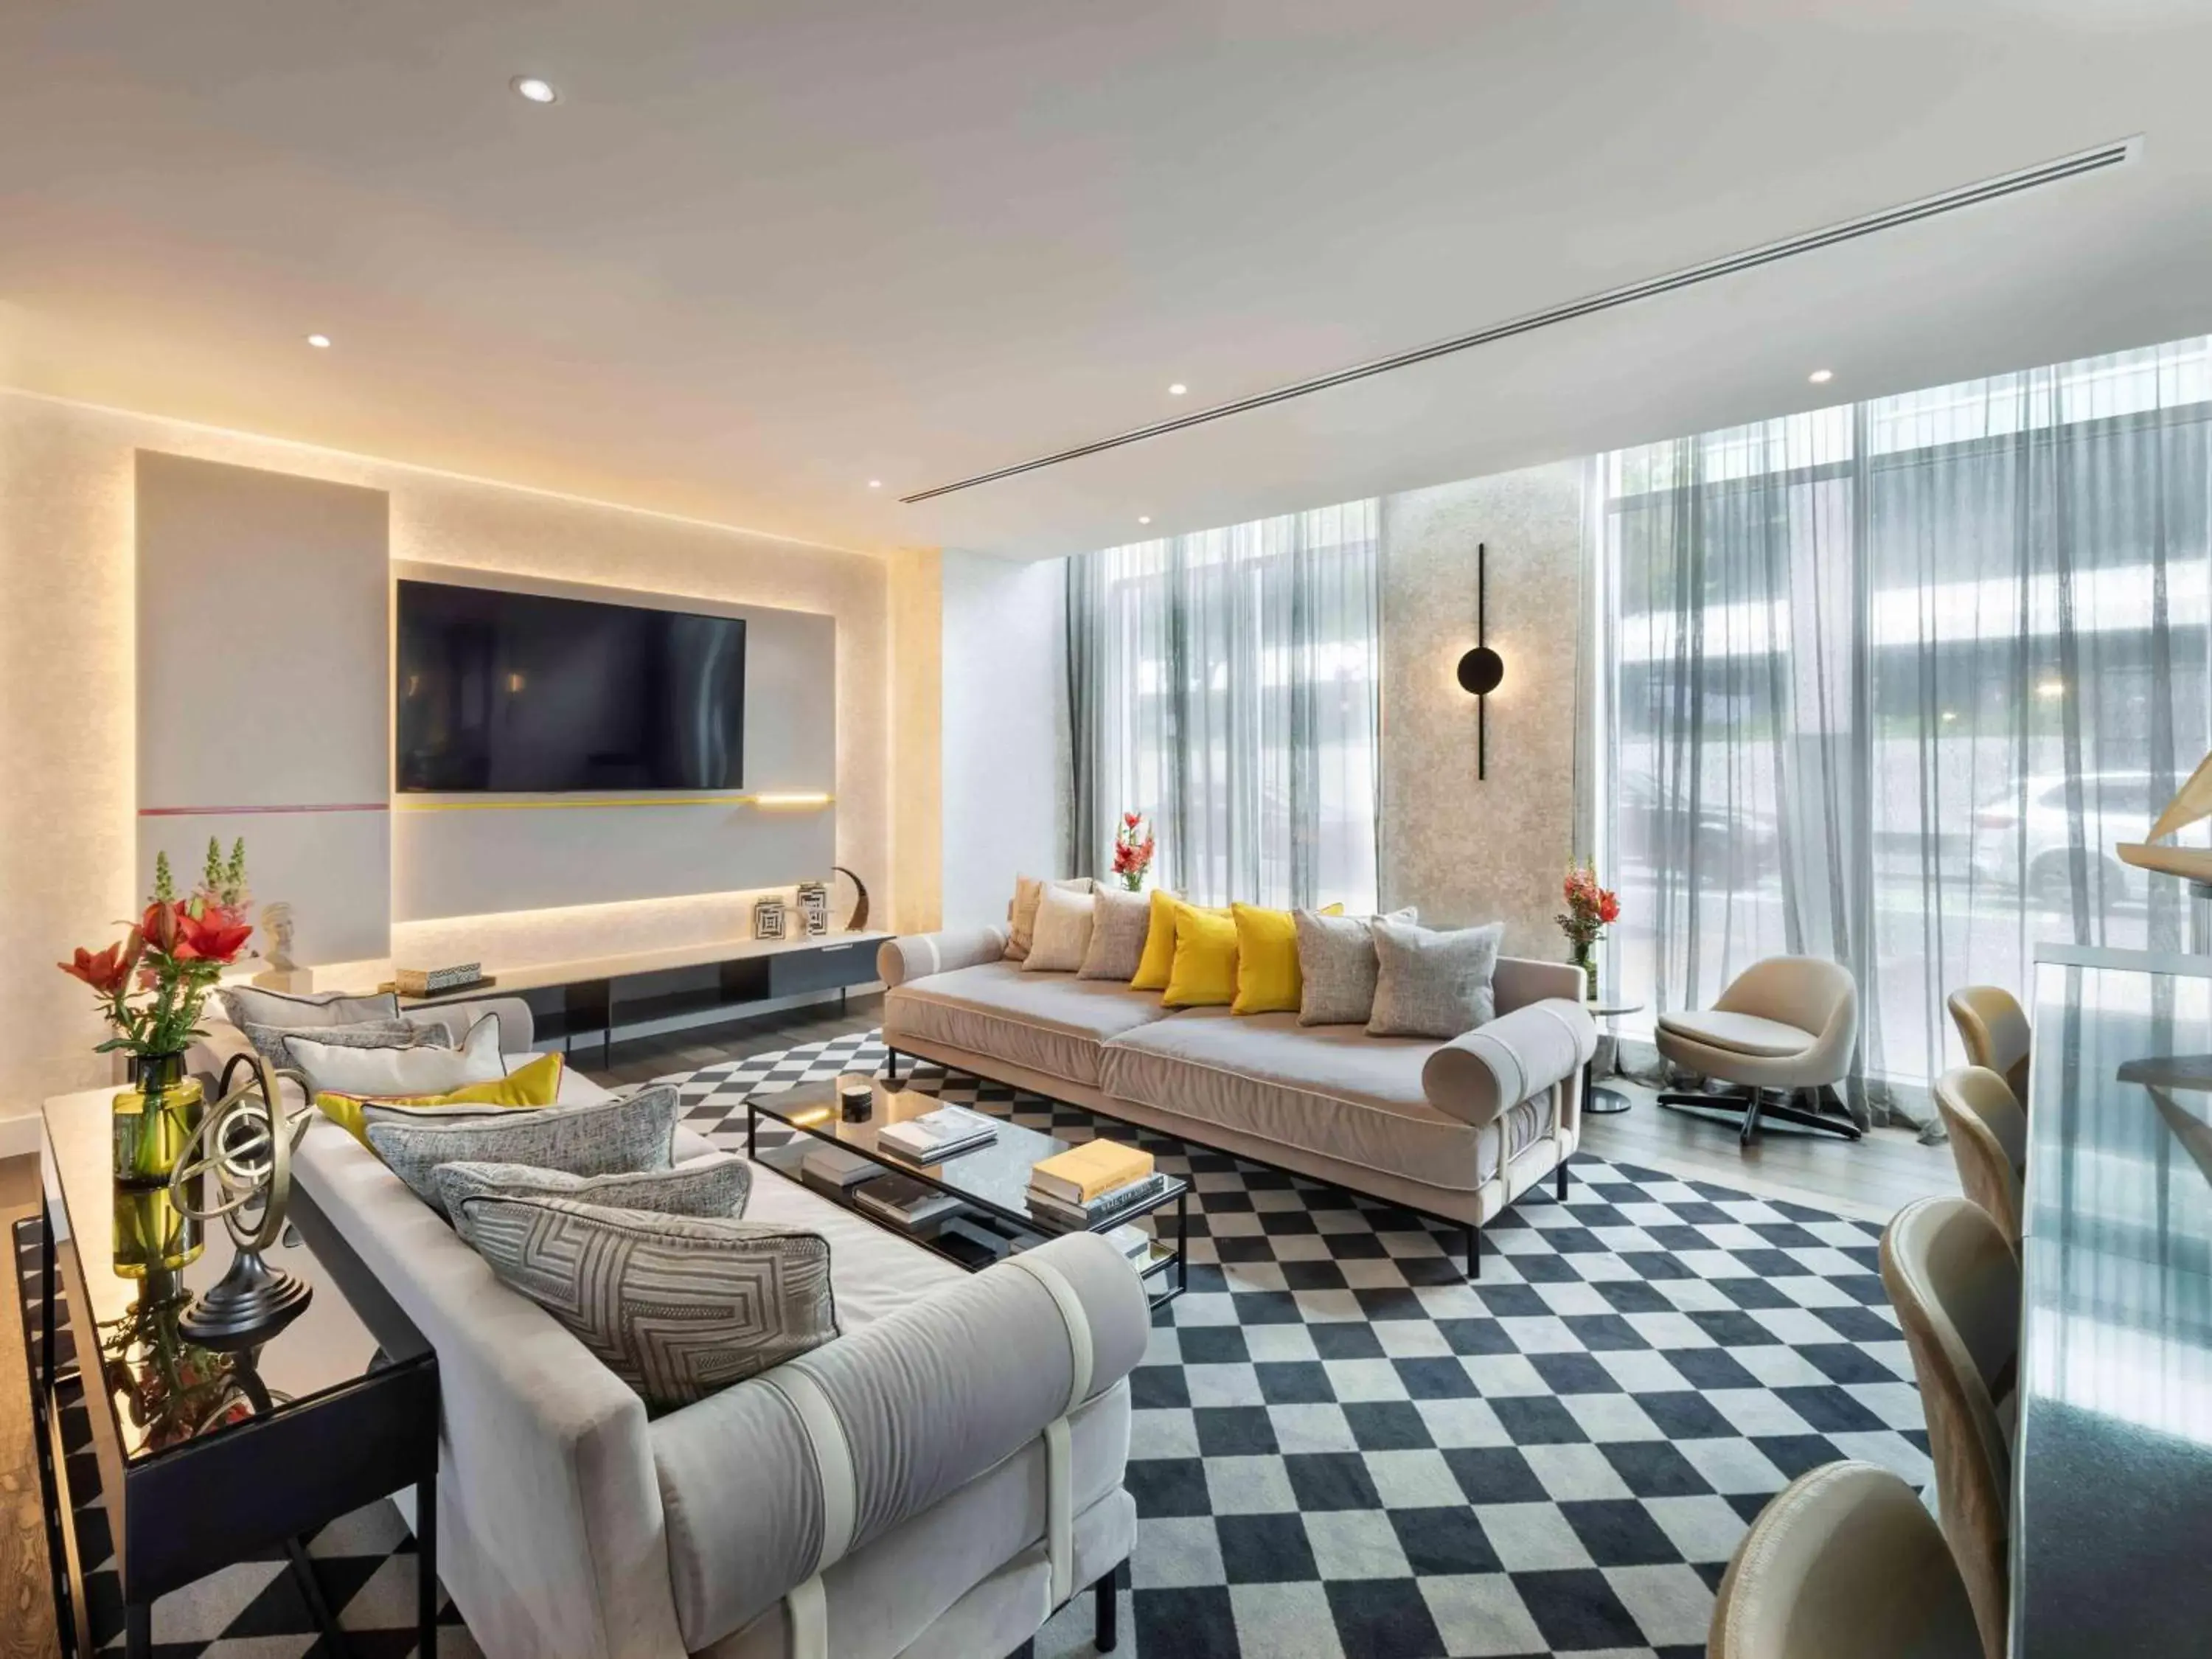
[294,1119,686,1659]
[877,925,1009,988]
[649,1231,1148,1649]
[1423,998,1597,1130]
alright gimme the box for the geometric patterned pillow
[364,1085,680,1218]
[455,1194,837,1412]
[436,1152,753,1238]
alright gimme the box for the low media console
[399,931,891,1064]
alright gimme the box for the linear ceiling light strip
[902,136,2138,504]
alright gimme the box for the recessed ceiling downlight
[1168,383,1188,396]
[512,76,559,104]
[1809,368,1834,384]
[1138,515,1152,526]
[305,334,332,349]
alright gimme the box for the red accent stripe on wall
[138,802,390,818]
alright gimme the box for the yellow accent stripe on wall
[392,793,832,813]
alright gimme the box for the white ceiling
[5,1,2211,560]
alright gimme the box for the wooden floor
[0,1154,58,1659]
[0,992,1955,1659]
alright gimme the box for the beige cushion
[1099,1007,1550,1192]
[1078,887,1152,981]
[886,959,1175,1087]
[1022,881,1094,973]
[1655,1008,1815,1058]
[1006,874,1093,961]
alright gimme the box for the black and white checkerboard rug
[676,1031,1933,1659]
[21,1031,1928,1658]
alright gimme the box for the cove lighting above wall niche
[389,887,824,975]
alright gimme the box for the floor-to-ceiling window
[1067,498,1381,910]
[1596,337,2212,1114]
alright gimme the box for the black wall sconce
[1456,541,1504,779]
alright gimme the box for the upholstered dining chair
[1708,1460,1983,1659]
[1933,1067,2028,1248]
[1655,956,1860,1144]
[1879,1197,2019,1659]
[1946,985,2031,1107]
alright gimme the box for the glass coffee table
[747,1079,1189,1308]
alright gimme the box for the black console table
[20,1089,440,1658]
[402,930,890,1065]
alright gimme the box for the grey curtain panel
[1065,500,1382,910]
[1596,336,2212,1125]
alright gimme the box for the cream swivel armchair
[1932,1067,2028,1248]
[1708,1461,1982,1659]
[1945,986,2031,1108]
[1656,957,1860,1145]
[1880,1197,2018,1659]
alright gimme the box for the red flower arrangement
[1557,861,1620,996]
[59,842,254,1061]
[1111,812,1156,893]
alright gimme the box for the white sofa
[879,926,1598,1270]
[192,997,1147,1659]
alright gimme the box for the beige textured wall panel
[1380,462,1584,960]
[0,389,886,1119]
[887,547,943,933]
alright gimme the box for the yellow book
[1031,1139,1155,1204]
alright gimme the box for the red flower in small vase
[175,906,253,964]
[1596,890,1621,925]
[140,899,184,956]
[59,942,136,997]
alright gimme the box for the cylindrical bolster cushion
[650,1231,1147,1649]
[877,925,1011,987]
[1422,998,1598,1130]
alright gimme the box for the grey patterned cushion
[437,1153,753,1237]
[1295,906,1417,1026]
[1368,919,1504,1039]
[365,1085,681,1218]
[241,1017,442,1068]
[1078,886,1152,981]
[218,984,401,1034]
[456,1194,838,1412]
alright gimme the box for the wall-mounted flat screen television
[396,580,745,792]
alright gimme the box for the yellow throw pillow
[1130,889,1186,990]
[319,1051,567,1147]
[1231,902,1343,1015]
[1162,904,1242,1009]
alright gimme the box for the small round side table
[1582,993,1644,1116]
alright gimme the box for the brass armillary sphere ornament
[167,1051,318,1349]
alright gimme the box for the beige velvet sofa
[877,925,1598,1269]
[192,997,1148,1659]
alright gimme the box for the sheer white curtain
[1596,337,2212,1123]
[1067,499,1380,909]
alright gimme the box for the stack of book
[877,1105,998,1164]
[1028,1140,1166,1231]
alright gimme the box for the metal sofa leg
[885,1045,900,1082]
[1093,1573,1119,1652]
[1464,1223,1481,1281]
[1556,1155,1569,1203]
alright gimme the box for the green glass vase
[113,1051,204,1189]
